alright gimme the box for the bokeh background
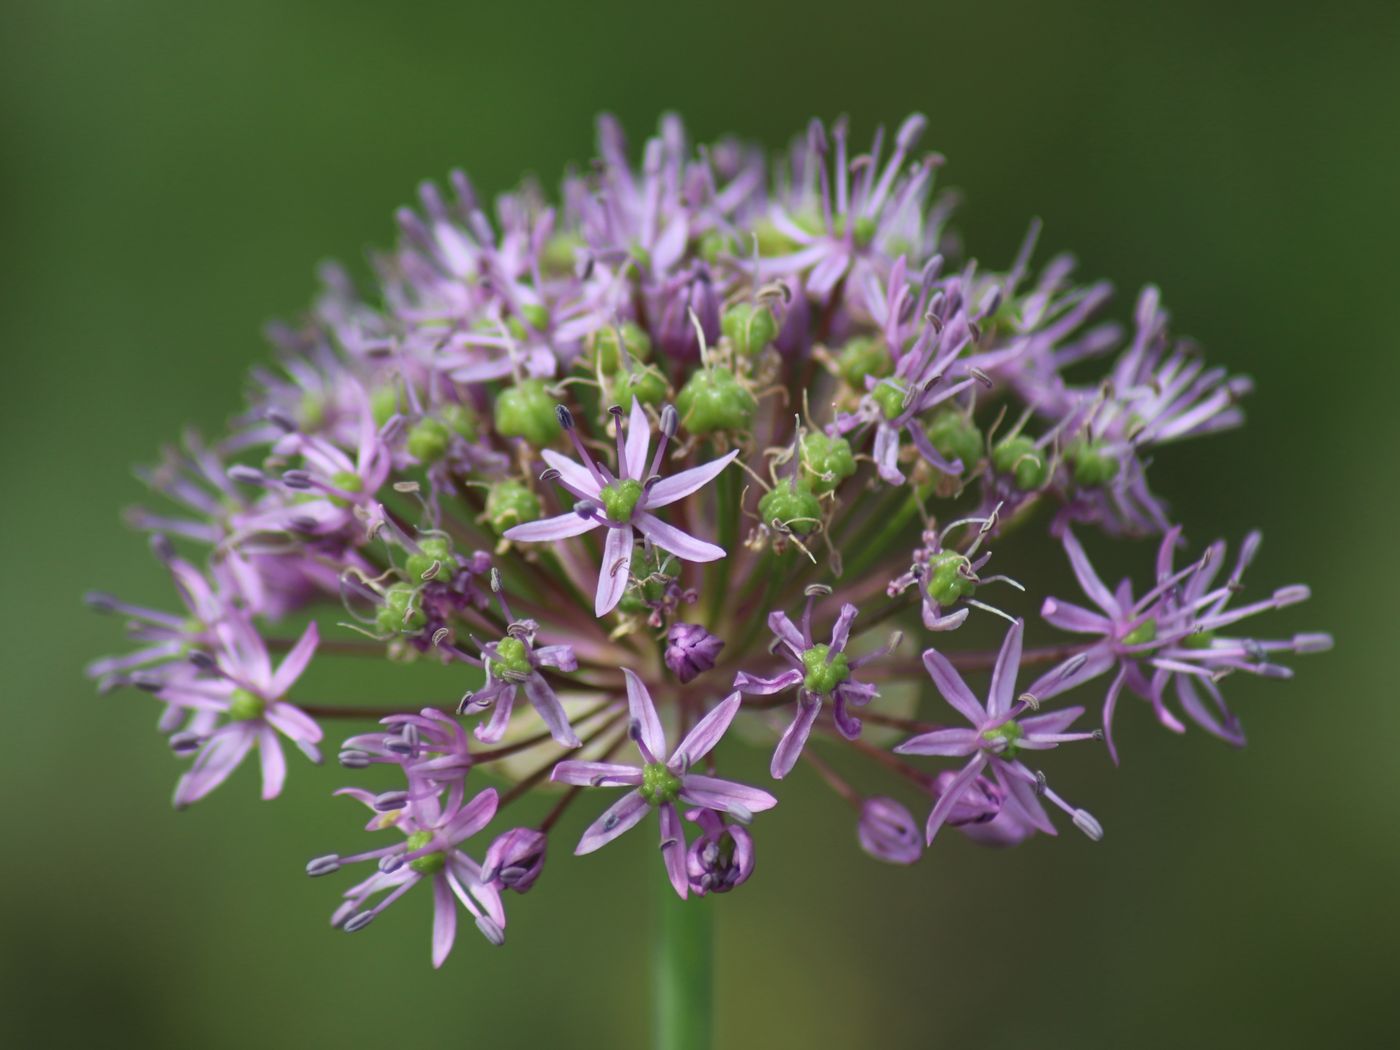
[3,1,1395,1046]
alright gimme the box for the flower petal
[504,511,599,544]
[258,727,287,800]
[733,668,803,696]
[987,619,1024,718]
[624,397,651,480]
[541,448,603,499]
[173,725,256,808]
[770,693,822,779]
[1061,528,1121,617]
[269,621,319,698]
[634,513,725,563]
[595,525,634,615]
[644,450,739,509]
[576,791,650,854]
[924,753,987,844]
[679,773,777,814]
[523,674,581,748]
[431,874,457,969]
[551,761,644,788]
[622,667,666,760]
[921,648,986,725]
[671,692,741,767]
[894,727,980,757]
[659,803,689,899]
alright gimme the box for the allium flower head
[88,111,1331,964]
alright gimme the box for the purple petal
[551,761,644,788]
[829,603,859,652]
[431,874,457,968]
[924,753,987,843]
[634,513,724,563]
[1040,597,1113,635]
[442,787,500,844]
[622,667,667,760]
[541,449,602,499]
[995,762,1057,836]
[921,648,986,725]
[174,725,256,807]
[659,803,689,899]
[576,791,649,854]
[523,674,581,748]
[894,727,980,757]
[987,619,1024,718]
[623,397,651,479]
[678,773,778,814]
[770,694,822,779]
[532,644,578,671]
[766,611,805,652]
[671,692,741,767]
[265,701,323,744]
[1021,706,1087,739]
[269,621,319,698]
[504,512,599,544]
[733,668,803,696]
[595,525,634,615]
[644,450,739,509]
[257,728,287,800]
[1062,528,1121,617]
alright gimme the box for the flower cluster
[90,113,1331,965]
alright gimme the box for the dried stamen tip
[490,567,503,593]
[555,404,574,430]
[378,853,405,873]
[660,404,679,438]
[264,408,298,432]
[804,584,833,597]
[281,469,313,489]
[228,464,265,485]
[1072,809,1104,842]
[338,750,371,769]
[306,855,341,877]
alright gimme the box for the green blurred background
[3,1,1394,1046]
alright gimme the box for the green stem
[653,883,713,1050]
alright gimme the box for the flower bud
[857,797,922,865]
[685,810,753,896]
[933,771,1036,847]
[657,267,719,362]
[406,417,452,463]
[665,622,725,684]
[483,827,547,893]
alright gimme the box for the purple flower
[154,616,323,806]
[665,622,725,684]
[685,810,754,895]
[458,581,580,747]
[315,785,505,966]
[930,771,1038,848]
[339,707,473,789]
[551,669,776,899]
[482,827,548,894]
[894,620,1103,844]
[503,399,737,615]
[857,797,923,865]
[734,588,899,778]
[1029,527,1332,761]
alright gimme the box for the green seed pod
[722,302,779,357]
[439,402,478,442]
[1067,439,1120,487]
[486,480,541,534]
[992,435,1049,490]
[871,380,908,421]
[377,583,426,636]
[675,367,756,435]
[589,321,652,372]
[758,478,823,535]
[925,410,983,471]
[836,335,893,388]
[405,536,458,582]
[614,363,668,410]
[801,644,851,694]
[494,379,561,447]
[406,417,452,463]
[800,432,856,495]
[925,550,976,607]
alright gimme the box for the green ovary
[601,479,644,523]
[405,829,446,875]
[802,644,850,694]
[640,762,682,806]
